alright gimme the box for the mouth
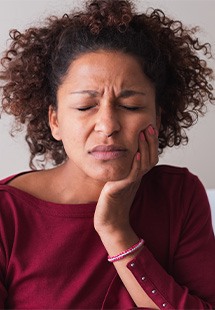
[89,145,128,160]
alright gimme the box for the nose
[94,104,121,137]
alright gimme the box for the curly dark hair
[0,0,214,168]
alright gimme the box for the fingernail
[140,132,145,141]
[148,125,155,135]
[136,152,141,161]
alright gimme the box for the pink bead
[107,238,144,263]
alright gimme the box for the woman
[0,0,215,308]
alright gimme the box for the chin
[90,166,130,183]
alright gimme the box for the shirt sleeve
[0,220,8,307]
[0,245,7,308]
[0,189,12,308]
[127,176,215,309]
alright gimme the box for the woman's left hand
[94,125,159,241]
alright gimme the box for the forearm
[98,227,215,310]
[98,229,159,309]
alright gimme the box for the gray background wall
[0,0,215,226]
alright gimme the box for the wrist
[98,228,140,258]
[94,219,130,235]
[108,238,144,263]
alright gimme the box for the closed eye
[120,105,142,111]
[77,106,94,111]
[77,105,142,111]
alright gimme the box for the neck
[49,160,105,204]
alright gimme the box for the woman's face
[49,50,159,182]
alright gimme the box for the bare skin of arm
[94,125,159,308]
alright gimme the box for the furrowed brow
[70,90,99,97]
[118,90,146,98]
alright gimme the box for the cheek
[129,116,151,136]
[138,112,157,130]
[125,126,141,152]
[59,116,82,138]
[127,115,154,148]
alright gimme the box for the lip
[89,145,127,160]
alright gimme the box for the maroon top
[0,165,215,309]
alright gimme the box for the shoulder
[138,165,211,227]
[144,164,198,186]
[0,170,40,192]
[147,164,193,177]
[0,170,48,202]
[0,169,63,204]
[141,164,207,205]
[0,171,32,185]
[0,171,34,204]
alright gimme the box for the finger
[145,125,159,167]
[138,131,150,175]
[126,151,142,183]
[106,150,142,193]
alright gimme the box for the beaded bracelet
[107,238,144,263]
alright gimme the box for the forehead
[61,50,153,91]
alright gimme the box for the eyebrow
[70,90,98,97]
[69,89,146,98]
[119,90,146,98]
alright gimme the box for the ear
[48,105,62,141]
